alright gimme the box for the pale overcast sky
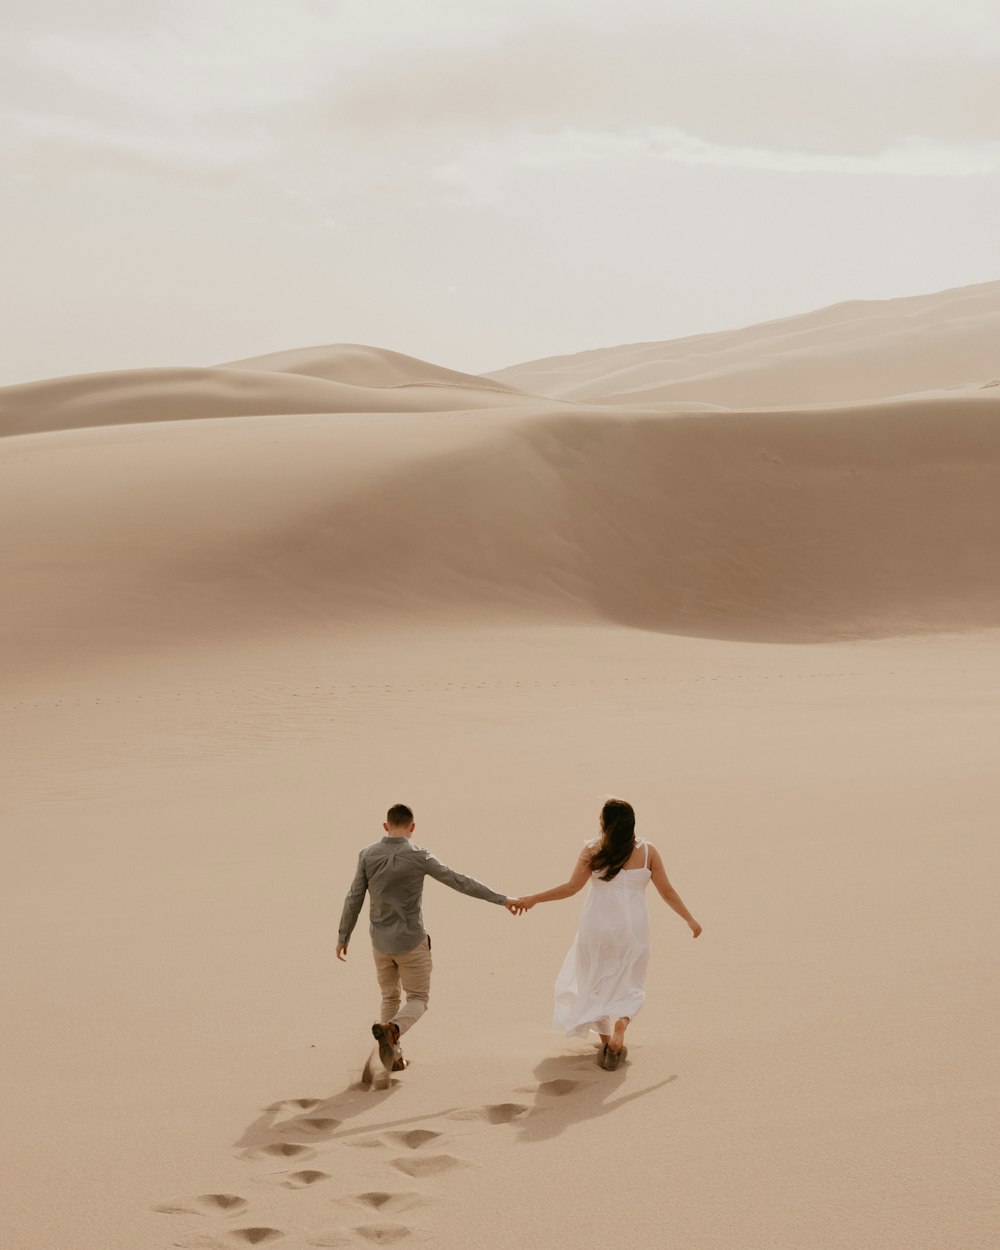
[2,0,998,384]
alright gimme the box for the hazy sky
[3,0,998,384]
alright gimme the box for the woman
[512,798,701,1070]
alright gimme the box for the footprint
[348,1193,424,1214]
[391,1154,467,1178]
[537,1079,578,1096]
[276,1115,341,1135]
[174,1230,284,1249]
[387,1129,440,1150]
[154,1194,248,1216]
[449,1103,528,1125]
[282,1170,330,1189]
[241,1142,315,1162]
[353,1227,412,1244]
[281,1098,322,1112]
[306,1235,354,1249]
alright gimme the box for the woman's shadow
[514,1046,677,1144]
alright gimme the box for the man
[337,803,518,1075]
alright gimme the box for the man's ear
[408,822,416,833]
[383,822,390,832]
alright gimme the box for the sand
[487,279,1000,408]
[2,284,998,1250]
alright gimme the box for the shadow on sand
[233,1045,675,1158]
[514,1047,677,1144]
[233,1061,461,1160]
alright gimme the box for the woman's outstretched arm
[649,845,702,937]
[511,850,592,911]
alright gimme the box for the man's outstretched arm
[419,849,509,907]
[336,852,369,960]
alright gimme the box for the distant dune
[4,280,1000,681]
[487,280,1000,407]
[4,392,1000,683]
[219,341,525,393]
[0,351,532,439]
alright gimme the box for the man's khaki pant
[373,935,432,1035]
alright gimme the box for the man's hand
[336,944,349,961]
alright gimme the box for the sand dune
[5,392,1000,688]
[0,361,533,439]
[488,279,1000,407]
[4,281,1000,1250]
[219,341,526,394]
[5,282,1000,684]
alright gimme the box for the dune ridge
[487,279,1000,407]
[4,280,1000,686]
[219,341,526,394]
[0,362,536,439]
[4,393,1000,687]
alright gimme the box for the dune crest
[0,364,534,439]
[4,279,1000,684]
[4,394,1000,686]
[219,341,525,395]
[487,280,1000,408]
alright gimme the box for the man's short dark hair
[386,803,414,827]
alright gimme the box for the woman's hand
[506,897,535,914]
[688,919,702,938]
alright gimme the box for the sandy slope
[218,342,527,394]
[2,629,998,1250]
[3,282,999,1250]
[487,280,1000,407]
[0,363,534,439]
[4,395,1000,691]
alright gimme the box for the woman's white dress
[553,838,652,1038]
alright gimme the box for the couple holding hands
[337,798,701,1076]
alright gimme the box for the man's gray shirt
[338,836,507,954]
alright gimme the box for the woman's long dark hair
[589,798,636,881]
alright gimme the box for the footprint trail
[169,1058,607,1245]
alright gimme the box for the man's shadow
[233,1059,459,1159]
[513,1047,677,1144]
[233,1048,676,1158]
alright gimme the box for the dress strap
[642,839,649,869]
